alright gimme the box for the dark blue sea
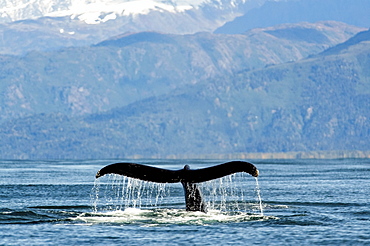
[1,159,369,245]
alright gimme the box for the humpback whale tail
[95,161,259,213]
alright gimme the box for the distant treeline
[129,150,370,160]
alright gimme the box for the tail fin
[96,161,258,182]
[95,161,259,213]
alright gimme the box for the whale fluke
[95,161,259,212]
[96,161,259,181]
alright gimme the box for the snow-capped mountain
[52,0,194,24]
[0,0,265,54]
[0,0,253,24]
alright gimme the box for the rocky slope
[1,27,369,159]
[0,0,264,55]
[0,21,362,124]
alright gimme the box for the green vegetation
[0,24,369,159]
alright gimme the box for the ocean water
[0,159,369,245]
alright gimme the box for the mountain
[0,0,244,23]
[0,0,265,55]
[1,28,369,159]
[319,29,370,56]
[215,0,370,34]
[0,21,362,124]
[0,0,198,23]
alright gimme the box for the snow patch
[46,0,195,24]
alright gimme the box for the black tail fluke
[96,162,182,183]
[179,161,259,183]
[96,161,258,182]
[95,161,259,213]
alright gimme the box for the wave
[0,206,90,224]
[0,209,58,224]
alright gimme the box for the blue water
[1,159,369,245]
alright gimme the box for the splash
[92,172,263,215]
[75,208,267,226]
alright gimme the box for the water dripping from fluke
[91,178,100,213]
[93,161,261,215]
[255,177,264,216]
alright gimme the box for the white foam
[74,208,268,225]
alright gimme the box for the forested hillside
[1,28,369,159]
[1,22,360,123]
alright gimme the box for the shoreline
[129,150,370,160]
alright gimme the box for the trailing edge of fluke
[95,161,259,212]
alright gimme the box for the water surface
[1,159,369,245]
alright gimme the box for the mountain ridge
[215,0,370,34]
[318,28,370,56]
[0,21,362,124]
[0,0,205,23]
[1,27,369,159]
[0,0,264,55]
